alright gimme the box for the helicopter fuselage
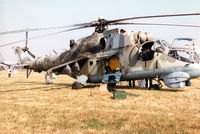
[16,28,200,88]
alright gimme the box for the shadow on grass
[0,86,63,93]
[0,81,73,93]
[114,85,183,92]
[43,83,73,91]
[158,88,184,92]
[2,81,183,93]
[83,84,183,93]
[84,84,100,88]
[17,81,73,88]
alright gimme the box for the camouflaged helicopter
[1,13,200,90]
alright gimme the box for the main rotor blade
[1,13,200,35]
[108,13,200,24]
[0,25,73,35]
[0,62,11,67]
[64,12,200,29]
[70,22,94,27]
[115,22,200,28]
[0,26,87,47]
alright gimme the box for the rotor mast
[95,17,108,33]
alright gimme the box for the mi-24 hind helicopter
[1,12,200,90]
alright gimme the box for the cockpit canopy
[141,39,200,63]
[168,49,199,63]
[154,40,171,53]
[172,38,194,49]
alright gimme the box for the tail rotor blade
[27,50,36,59]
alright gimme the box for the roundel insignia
[162,57,167,63]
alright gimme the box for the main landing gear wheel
[72,81,82,89]
[185,80,191,86]
[149,84,161,90]
[148,78,162,90]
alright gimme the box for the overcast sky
[0,0,200,63]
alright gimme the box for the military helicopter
[1,13,200,90]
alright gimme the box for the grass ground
[0,71,200,134]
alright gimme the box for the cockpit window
[168,50,193,63]
[161,40,171,47]
[155,40,162,46]
[154,40,166,53]
[194,51,200,63]
[172,38,193,48]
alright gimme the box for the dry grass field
[0,71,200,134]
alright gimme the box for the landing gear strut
[45,72,53,84]
[107,83,116,92]
[129,80,135,88]
[149,78,162,90]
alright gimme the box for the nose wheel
[149,78,162,90]
[136,78,162,90]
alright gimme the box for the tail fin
[13,46,31,64]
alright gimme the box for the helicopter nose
[187,64,200,79]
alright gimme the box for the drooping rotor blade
[70,22,95,27]
[1,13,200,35]
[0,62,11,67]
[69,13,200,29]
[108,13,200,24]
[114,22,200,28]
[0,26,87,47]
[0,25,73,35]
[64,12,200,33]
[63,25,90,31]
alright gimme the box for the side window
[99,38,106,50]
[105,35,113,50]
[168,50,177,58]
[154,40,165,53]
[138,41,154,61]
[168,50,193,63]
[161,40,171,47]
[99,35,112,50]
[194,52,200,63]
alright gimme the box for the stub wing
[47,57,88,77]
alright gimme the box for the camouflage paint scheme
[14,28,200,88]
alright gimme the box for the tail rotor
[21,31,36,58]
